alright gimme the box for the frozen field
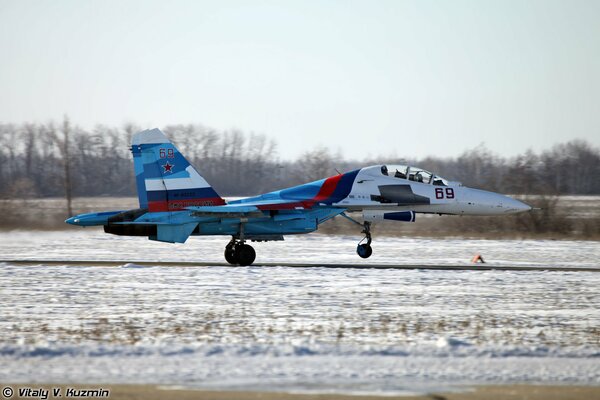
[1,230,599,394]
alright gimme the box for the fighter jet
[66,128,531,265]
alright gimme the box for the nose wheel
[357,221,373,258]
[224,238,256,266]
[340,213,374,259]
[357,243,373,258]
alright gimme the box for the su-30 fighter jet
[67,129,531,265]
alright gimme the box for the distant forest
[1,118,599,198]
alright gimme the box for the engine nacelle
[104,223,157,236]
[362,210,415,222]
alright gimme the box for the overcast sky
[1,0,598,160]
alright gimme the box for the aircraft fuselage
[66,129,532,265]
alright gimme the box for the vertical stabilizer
[131,128,225,212]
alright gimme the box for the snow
[1,229,599,269]
[0,230,599,394]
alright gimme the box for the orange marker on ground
[471,254,485,263]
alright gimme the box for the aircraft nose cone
[504,197,532,213]
[516,200,532,212]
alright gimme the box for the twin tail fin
[131,128,225,212]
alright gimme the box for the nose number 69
[435,188,455,199]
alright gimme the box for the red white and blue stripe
[132,129,225,212]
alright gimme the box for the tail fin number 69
[159,148,175,159]
[435,188,455,199]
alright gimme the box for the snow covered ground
[1,229,600,268]
[1,230,599,394]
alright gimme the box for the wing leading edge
[186,199,309,217]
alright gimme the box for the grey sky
[1,0,599,160]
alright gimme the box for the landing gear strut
[340,213,373,259]
[224,239,256,266]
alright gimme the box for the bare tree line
[0,118,599,199]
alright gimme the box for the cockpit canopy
[380,164,449,186]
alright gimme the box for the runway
[3,250,599,392]
[2,259,598,271]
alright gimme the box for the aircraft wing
[108,200,340,244]
[186,199,309,217]
[188,204,262,213]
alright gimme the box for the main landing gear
[224,238,256,266]
[224,223,256,266]
[340,213,373,259]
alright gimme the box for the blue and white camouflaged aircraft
[66,128,531,265]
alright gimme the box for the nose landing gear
[340,212,373,259]
[224,239,256,266]
[357,221,373,259]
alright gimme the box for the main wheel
[224,245,238,264]
[236,244,256,266]
[357,244,373,259]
